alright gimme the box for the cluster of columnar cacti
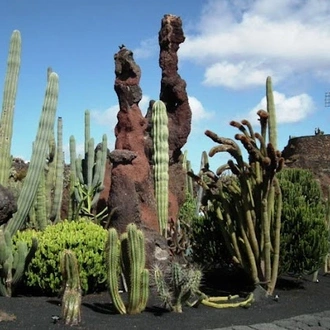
[6,71,59,236]
[189,77,283,296]
[60,249,82,326]
[0,228,37,296]
[153,262,203,313]
[277,168,329,276]
[151,100,169,237]
[104,223,149,314]
[69,110,108,222]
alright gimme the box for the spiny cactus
[60,249,81,326]
[151,100,169,237]
[189,77,283,296]
[0,30,21,186]
[105,223,149,314]
[153,262,203,313]
[0,228,37,297]
[69,110,108,222]
[6,72,59,237]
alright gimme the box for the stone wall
[281,134,330,194]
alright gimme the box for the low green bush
[14,218,107,295]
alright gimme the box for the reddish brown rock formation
[108,15,192,233]
[108,47,157,233]
[158,14,192,215]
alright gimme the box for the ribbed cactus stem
[266,76,277,149]
[126,223,149,314]
[6,72,59,236]
[60,249,81,326]
[196,151,208,216]
[0,30,21,186]
[105,228,127,314]
[152,100,169,237]
[50,117,64,222]
[68,135,77,220]
[35,170,47,230]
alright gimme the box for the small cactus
[60,249,81,326]
[0,228,37,297]
[153,262,203,313]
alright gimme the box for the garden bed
[1,272,330,329]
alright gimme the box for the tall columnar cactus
[0,30,21,186]
[151,100,169,237]
[0,228,37,297]
[60,249,81,326]
[105,223,149,314]
[189,77,283,296]
[69,110,108,222]
[182,150,194,197]
[49,117,64,222]
[195,150,209,217]
[266,76,277,150]
[6,72,59,237]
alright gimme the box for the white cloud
[248,91,315,125]
[133,37,158,59]
[179,0,330,89]
[188,95,214,122]
[204,61,275,89]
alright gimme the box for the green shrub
[278,168,329,276]
[14,218,107,295]
[190,213,231,270]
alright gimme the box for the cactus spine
[6,72,59,236]
[105,223,149,314]
[60,249,81,326]
[0,30,21,186]
[151,100,169,237]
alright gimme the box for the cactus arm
[0,30,21,186]
[6,72,59,236]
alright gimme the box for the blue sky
[1,0,330,171]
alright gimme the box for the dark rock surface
[0,184,17,226]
